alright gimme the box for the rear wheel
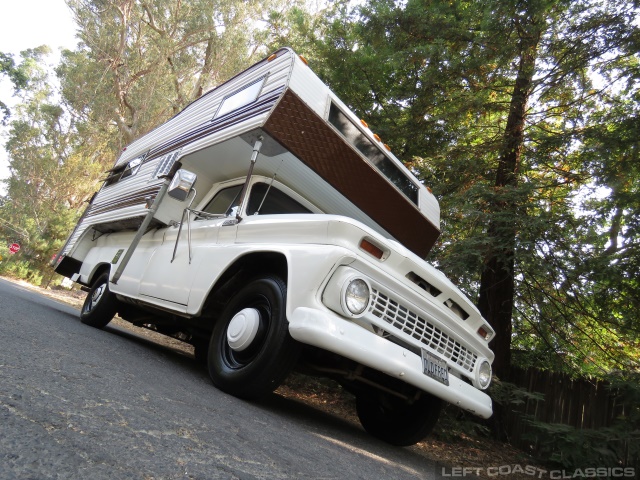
[80,272,118,328]
[356,391,442,446]
[207,275,300,400]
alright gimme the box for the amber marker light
[477,326,492,340]
[373,134,381,142]
[267,53,277,62]
[299,55,308,65]
[360,239,384,260]
[360,119,368,128]
[383,144,391,151]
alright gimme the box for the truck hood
[235,213,494,349]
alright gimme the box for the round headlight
[344,278,370,315]
[477,360,492,390]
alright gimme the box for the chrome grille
[370,289,477,372]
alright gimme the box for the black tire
[207,275,300,400]
[356,391,442,446]
[80,272,118,329]
[192,338,209,366]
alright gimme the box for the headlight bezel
[321,267,373,319]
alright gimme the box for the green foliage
[523,377,640,471]
[0,259,44,285]
[1,48,104,282]
[489,378,546,409]
[61,0,303,147]
[432,403,492,442]
[305,0,640,379]
[0,48,48,124]
[433,379,544,442]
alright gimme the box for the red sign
[9,243,20,254]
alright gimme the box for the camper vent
[153,150,181,178]
[104,154,146,187]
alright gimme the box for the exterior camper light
[360,119,368,128]
[168,169,197,201]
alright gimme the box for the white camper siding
[112,50,296,169]
[88,160,163,220]
[419,189,440,227]
[60,50,298,259]
[60,159,165,257]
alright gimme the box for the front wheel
[356,391,442,446]
[207,276,300,400]
[80,272,118,328]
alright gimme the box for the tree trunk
[478,17,541,381]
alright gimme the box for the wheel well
[201,252,288,322]
[88,263,111,287]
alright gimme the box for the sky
[0,0,78,195]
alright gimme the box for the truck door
[138,184,242,308]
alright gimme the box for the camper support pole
[111,162,182,285]
[235,136,263,222]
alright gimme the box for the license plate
[422,350,449,386]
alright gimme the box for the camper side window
[104,156,144,187]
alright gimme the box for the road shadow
[103,323,202,372]
[98,320,443,477]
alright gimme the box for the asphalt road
[0,277,445,480]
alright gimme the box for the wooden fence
[501,367,638,468]
[506,367,628,430]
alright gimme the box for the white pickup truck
[54,48,494,446]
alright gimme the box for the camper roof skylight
[214,76,266,120]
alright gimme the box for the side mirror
[168,169,197,201]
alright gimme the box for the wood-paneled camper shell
[58,48,440,264]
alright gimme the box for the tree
[60,0,300,148]
[310,0,640,378]
[1,51,29,124]
[0,48,104,283]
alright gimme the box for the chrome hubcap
[88,284,105,312]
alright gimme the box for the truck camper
[54,48,494,446]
